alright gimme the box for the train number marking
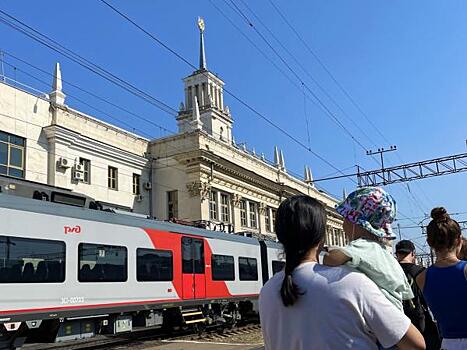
[64,225,81,234]
[61,296,85,304]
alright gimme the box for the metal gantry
[357,152,467,187]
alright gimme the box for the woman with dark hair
[259,195,424,350]
[416,207,467,350]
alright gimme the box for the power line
[0,61,214,185]
[3,58,339,205]
[0,10,178,117]
[0,4,354,183]
[266,0,433,214]
[1,2,432,227]
[96,0,357,180]
[236,0,379,149]
[100,0,429,229]
[267,0,387,143]
[224,0,370,153]
[2,53,318,184]
[2,51,176,136]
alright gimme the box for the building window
[79,158,91,184]
[167,190,178,219]
[0,131,25,178]
[240,200,247,227]
[108,166,118,190]
[137,248,173,281]
[249,202,258,229]
[133,174,141,195]
[209,190,218,221]
[211,254,235,281]
[265,208,271,232]
[271,209,277,232]
[0,236,65,283]
[239,257,258,281]
[78,243,127,282]
[220,193,230,222]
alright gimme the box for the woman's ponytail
[280,254,303,306]
[275,195,326,307]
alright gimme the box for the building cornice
[53,104,149,144]
[43,124,148,168]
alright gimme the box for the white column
[217,191,221,222]
[200,83,205,106]
[219,88,224,110]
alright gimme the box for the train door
[181,236,206,299]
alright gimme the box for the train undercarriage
[0,300,256,350]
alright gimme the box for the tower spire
[50,62,65,105]
[198,17,207,70]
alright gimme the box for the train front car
[0,194,263,349]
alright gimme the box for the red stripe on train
[0,298,181,315]
[0,294,259,315]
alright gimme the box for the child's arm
[323,249,351,266]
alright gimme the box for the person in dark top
[416,207,467,350]
[396,240,441,350]
[458,237,467,260]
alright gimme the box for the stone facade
[149,129,345,244]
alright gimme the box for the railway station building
[0,20,345,246]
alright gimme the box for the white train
[0,193,284,350]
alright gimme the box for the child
[324,187,413,312]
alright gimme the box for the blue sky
[1,1,466,251]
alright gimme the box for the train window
[182,237,205,274]
[272,260,285,275]
[0,236,65,283]
[239,257,258,281]
[137,248,173,281]
[211,254,235,281]
[78,243,127,282]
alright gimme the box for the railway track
[22,322,262,350]
[175,324,262,342]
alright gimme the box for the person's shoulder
[400,262,425,276]
[313,263,373,287]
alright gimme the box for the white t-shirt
[259,262,410,350]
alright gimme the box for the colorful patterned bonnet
[335,187,397,239]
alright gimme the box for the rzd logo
[64,225,81,234]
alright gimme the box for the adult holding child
[416,207,467,350]
[259,194,424,350]
[324,187,413,312]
